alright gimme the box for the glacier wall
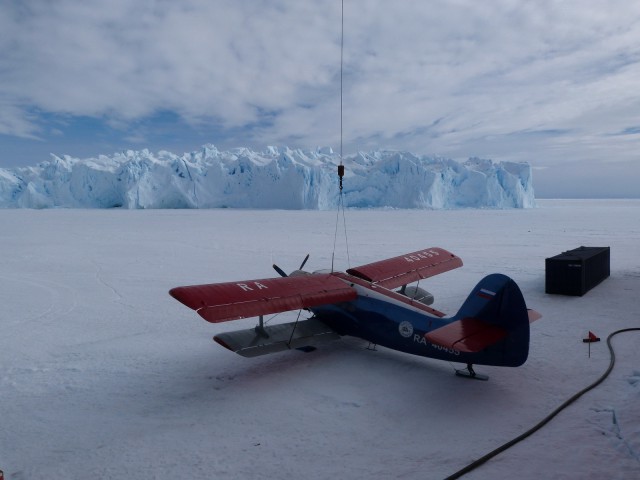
[0,146,536,209]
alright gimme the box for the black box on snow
[545,246,610,296]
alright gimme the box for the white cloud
[2,0,640,186]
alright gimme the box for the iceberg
[0,145,536,209]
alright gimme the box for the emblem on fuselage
[398,321,414,338]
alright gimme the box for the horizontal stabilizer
[170,273,357,323]
[214,318,340,357]
[346,247,462,289]
[528,309,542,323]
[425,317,507,353]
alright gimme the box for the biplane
[170,248,541,380]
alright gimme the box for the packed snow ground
[0,146,535,209]
[1,200,639,479]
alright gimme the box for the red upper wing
[346,247,462,289]
[169,273,357,323]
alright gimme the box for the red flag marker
[583,331,600,358]
[583,331,601,343]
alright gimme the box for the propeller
[272,263,288,278]
[299,254,310,270]
[273,254,310,278]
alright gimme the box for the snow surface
[1,199,639,479]
[0,146,536,209]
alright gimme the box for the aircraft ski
[170,247,541,379]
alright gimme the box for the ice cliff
[0,146,536,209]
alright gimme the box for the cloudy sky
[1,0,639,197]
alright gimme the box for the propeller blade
[299,254,310,270]
[273,264,288,278]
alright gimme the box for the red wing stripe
[424,317,507,353]
[346,247,462,289]
[170,273,357,323]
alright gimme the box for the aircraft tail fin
[426,274,534,366]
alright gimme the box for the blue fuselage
[312,278,530,368]
[312,283,467,363]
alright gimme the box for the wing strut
[287,309,304,347]
[255,315,269,338]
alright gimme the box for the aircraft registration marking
[413,334,460,355]
[403,249,440,262]
[236,282,269,291]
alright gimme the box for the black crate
[545,246,610,296]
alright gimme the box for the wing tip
[169,286,202,310]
